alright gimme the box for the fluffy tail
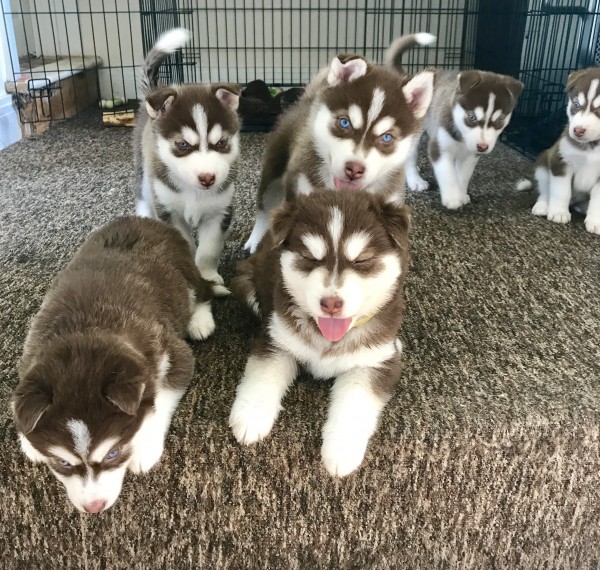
[139,27,190,96]
[515,178,533,191]
[385,32,436,73]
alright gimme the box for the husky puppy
[12,217,215,513]
[230,191,410,477]
[528,67,600,234]
[243,33,435,253]
[134,28,241,286]
[393,54,524,209]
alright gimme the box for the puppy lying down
[230,190,410,476]
[12,216,216,513]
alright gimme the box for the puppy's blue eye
[176,141,191,151]
[105,449,120,461]
[338,117,351,129]
[573,100,581,109]
[468,114,478,123]
[58,459,71,467]
[380,132,393,143]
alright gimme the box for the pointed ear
[327,55,368,86]
[457,71,481,94]
[504,76,524,100]
[145,87,177,119]
[403,70,434,120]
[103,353,147,416]
[13,364,53,435]
[213,85,240,111]
[566,68,588,93]
[270,201,298,248]
[376,199,411,250]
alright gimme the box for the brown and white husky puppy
[244,33,435,253]
[527,67,600,234]
[231,190,410,477]
[392,45,524,210]
[134,28,241,287]
[12,217,215,513]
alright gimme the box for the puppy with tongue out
[230,190,410,477]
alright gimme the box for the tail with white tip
[515,179,533,192]
[385,33,436,74]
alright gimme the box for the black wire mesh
[1,0,598,155]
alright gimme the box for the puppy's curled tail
[385,32,436,73]
[230,259,261,318]
[139,27,190,96]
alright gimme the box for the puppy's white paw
[243,236,259,254]
[585,216,600,234]
[188,302,215,340]
[229,396,279,445]
[442,191,471,210]
[547,209,571,224]
[406,174,429,192]
[129,441,164,474]
[212,284,231,297]
[531,200,549,216]
[321,434,368,478]
[199,268,224,286]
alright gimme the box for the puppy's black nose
[198,173,216,188]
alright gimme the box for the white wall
[1,0,22,149]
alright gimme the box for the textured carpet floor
[1,115,599,569]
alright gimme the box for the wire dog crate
[1,0,598,154]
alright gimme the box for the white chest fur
[559,137,600,192]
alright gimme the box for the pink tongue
[317,317,353,342]
[334,178,359,190]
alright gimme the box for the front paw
[129,441,164,474]
[585,216,600,234]
[188,302,215,340]
[441,190,471,210]
[531,200,549,217]
[406,173,429,192]
[229,395,279,445]
[547,209,571,224]
[321,432,368,477]
[199,268,225,286]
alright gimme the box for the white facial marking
[593,96,600,109]
[192,104,208,150]
[491,109,502,121]
[67,419,91,457]
[366,88,385,129]
[587,79,599,111]
[344,232,370,261]
[181,126,199,146]
[372,116,394,136]
[578,92,586,106]
[347,104,363,129]
[301,233,328,260]
[484,93,496,124]
[328,207,344,253]
[90,437,120,464]
[474,107,484,121]
[48,446,82,466]
[208,123,223,145]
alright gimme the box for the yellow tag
[353,314,374,328]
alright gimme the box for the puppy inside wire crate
[1,0,598,155]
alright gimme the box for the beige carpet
[1,115,599,569]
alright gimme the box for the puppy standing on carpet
[526,67,600,234]
[230,191,410,477]
[389,37,524,209]
[244,33,435,253]
[12,217,215,513]
[134,28,240,287]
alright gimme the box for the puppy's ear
[270,201,298,248]
[213,84,240,111]
[13,364,53,435]
[327,55,368,86]
[504,76,524,100]
[566,68,589,94]
[403,70,435,120]
[103,352,147,416]
[457,71,482,94]
[145,87,177,119]
[377,199,411,250]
